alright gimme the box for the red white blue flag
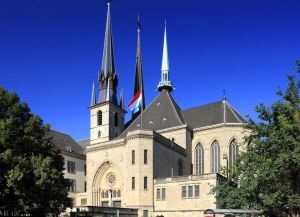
[128,90,142,113]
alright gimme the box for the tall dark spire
[98,1,118,104]
[132,15,145,120]
[158,21,173,92]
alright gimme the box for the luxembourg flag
[128,90,142,113]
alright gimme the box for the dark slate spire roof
[119,89,186,138]
[98,1,118,104]
[50,130,85,155]
[100,1,115,79]
[132,17,145,120]
[183,100,246,129]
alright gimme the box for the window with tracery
[211,140,220,173]
[195,143,204,175]
[229,139,239,168]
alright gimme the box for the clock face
[107,172,116,186]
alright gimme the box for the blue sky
[1,0,299,140]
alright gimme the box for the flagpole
[140,83,143,130]
[138,16,143,131]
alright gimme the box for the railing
[154,173,217,184]
[70,206,138,217]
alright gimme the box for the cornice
[88,101,127,113]
[153,132,186,156]
[193,123,245,133]
[126,129,154,141]
[87,138,125,153]
[156,124,190,134]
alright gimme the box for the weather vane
[137,14,141,31]
[223,89,227,100]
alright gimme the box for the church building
[76,2,248,217]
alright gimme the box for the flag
[128,89,142,113]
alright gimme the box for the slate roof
[119,89,186,138]
[183,100,246,129]
[50,130,85,155]
[118,91,246,139]
[77,138,90,150]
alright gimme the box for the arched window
[97,110,102,126]
[195,143,204,175]
[178,158,183,176]
[114,112,118,127]
[117,190,121,197]
[98,131,101,138]
[211,140,220,173]
[229,139,239,168]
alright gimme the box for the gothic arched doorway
[92,161,123,207]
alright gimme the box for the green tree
[214,61,300,217]
[0,87,70,217]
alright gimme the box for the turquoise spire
[158,21,173,92]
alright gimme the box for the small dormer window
[65,146,72,152]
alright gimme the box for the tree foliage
[0,87,70,217]
[214,61,300,217]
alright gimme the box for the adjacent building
[50,130,87,206]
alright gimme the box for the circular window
[106,172,116,186]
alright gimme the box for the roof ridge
[117,91,160,139]
[77,138,90,142]
[166,91,186,124]
[183,100,223,112]
[50,129,72,137]
[225,101,246,123]
[117,90,187,139]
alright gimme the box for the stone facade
[79,116,247,217]
[70,3,249,217]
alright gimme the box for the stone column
[108,189,113,207]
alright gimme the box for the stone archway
[91,160,123,207]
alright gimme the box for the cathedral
[74,2,248,217]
